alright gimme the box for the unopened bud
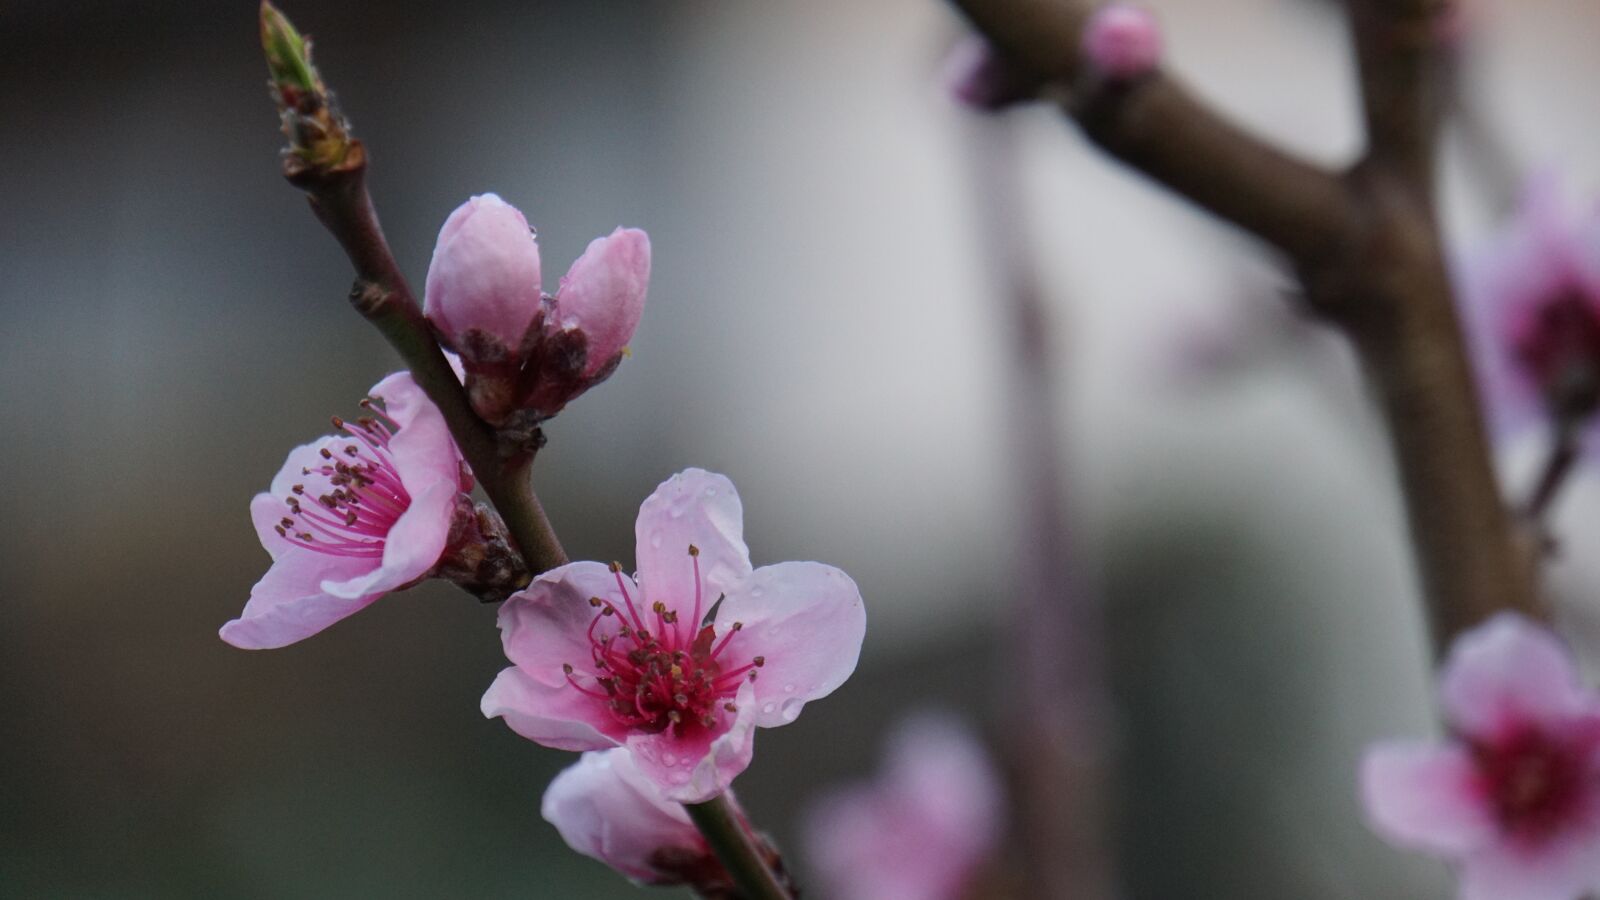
[942,34,1044,111]
[555,227,652,377]
[259,2,354,172]
[1082,4,1163,81]
[424,193,545,363]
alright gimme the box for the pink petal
[718,561,865,728]
[630,682,759,804]
[423,193,543,350]
[882,713,1003,855]
[320,479,455,599]
[252,435,349,559]
[371,371,465,488]
[219,550,382,649]
[1360,741,1496,856]
[1082,4,1163,79]
[1460,830,1600,900]
[496,562,630,680]
[541,749,702,884]
[633,469,751,615]
[555,227,650,376]
[1440,613,1590,741]
[480,666,626,752]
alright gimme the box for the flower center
[564,547,763,736]
[1510,289,1600,420]
[1478,726,1591,844]
[274,400,410,559]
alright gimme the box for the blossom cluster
[223,193,867,892]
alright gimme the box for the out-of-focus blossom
[1082,4,1163,80]
[423,194,651,425]
[802,713,1004,900]
[542,749,728,889]
[942,34,1043,112]
[482,468,866,803]
[220,372,472,649]
[1361,613,1600,900]
[1457,176,1600,443]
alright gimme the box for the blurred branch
[684,796,794,900]
[964,120,1115,900]
[946,0,1539,640]
[259,2,566,576]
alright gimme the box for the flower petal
[630,681,758,804]
[496,561,630,681]
[219,550,381,649]
[541,749,701,885]
[1359,741,1495,856]
[1440,613,1591,741]
[1460,831,1600,900]
[719,562,865,728]
[634,469,751,614]
[480,666,625,751]
[556,227,650,375]
[320,479,455,599]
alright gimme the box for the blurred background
[4,0,1600,896]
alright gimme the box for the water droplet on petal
[780,698,804,721]
[670,505,685,519]
[783,684,796,694]
[662,753,677,766]
[650,532,663,549]
[672,771,690,784]
[762,702,776,715]
[704,486,718,497]
[751,587,765,598]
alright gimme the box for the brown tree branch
[948,0,1542,650]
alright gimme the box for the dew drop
[672,771,690,784]
[783,684,796,694]
[780,698,804,722]
[650,532,663,549]
[704,486,718,497]
[751,587,765,598]
[762,702,777,715]
[662,753,678,766]
[670,505,686,519]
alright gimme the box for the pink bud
[1082,4,1162,80]
[554,227,651,376]
[941,34,1041,112]
[423,193,543,359]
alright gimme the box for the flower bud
[424,193,545,364]
[1082,4,1163,81]
[942,34,1043,112]
[554,227,651,377]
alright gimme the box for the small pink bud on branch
[1082,4,1163,81]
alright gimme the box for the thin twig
[1522,422,1580,524]
[963,118,1114,900]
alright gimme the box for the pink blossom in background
[1082,4,1163,80]
[482,468,866,803]
[219,372,470,649]
[802,712,1004,900]
[425,193,545,359]
[555,227,651,378]
[1456,175,1600,442]
[1361,613,1600,900]
[542,748,729,888]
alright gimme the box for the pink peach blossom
[482,468,866,803]
[1361,613,1600,900]
[219,372,470,649]
[542,748,726,887]
[555,227,651,378]
[802,713,1004,900]
[1457,175,1600,441]
[1082,4,1163,80]
[424,193,544,359]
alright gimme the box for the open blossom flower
[482,468,866,803]
[1457,175,1600,441]
[219,372,471,650]
[543,748,737,890]
[802,713,1003,900]
[1361,613,1600,900]
[423,193,650,426]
